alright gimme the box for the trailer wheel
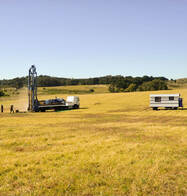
[73,104,79,109]
[153,107,158,110]
[41,109,46,112]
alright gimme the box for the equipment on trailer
[28,65,80,112]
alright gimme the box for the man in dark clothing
[1,105,3,113]
[10,105,14,114]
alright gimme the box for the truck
[37,96,80,112]
[150,94,183,110]
[66,96,80,109]
[28,65,80,112]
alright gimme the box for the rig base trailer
[36,96,80,112]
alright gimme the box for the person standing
[10,105,14,114]
[1,105,3,113]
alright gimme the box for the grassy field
[38,85,109,95]
[0,86,186,195]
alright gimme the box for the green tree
[125,83,137,92]
[12,78,24,89]
[108,83,120,93]
[138,79,168,91]
[0,89,5,97]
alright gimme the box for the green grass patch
[40,88,93,95]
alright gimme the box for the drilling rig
[28,65,80,112]
[28,65,39,112]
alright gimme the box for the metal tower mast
[28,65,38,111]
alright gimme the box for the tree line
[108,76,168,92]
[0,75,115,89]
[0,75,168,95]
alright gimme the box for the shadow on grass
[54,107,89,112]
[155,108,187,111]
[80,107,89,110]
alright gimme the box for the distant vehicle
[150,94,183,110]
[37,96,80,112]
[66,96,80,109]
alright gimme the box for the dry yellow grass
[0,86,186,195]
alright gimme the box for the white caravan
[150,94,183,110]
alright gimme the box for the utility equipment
[28,65,80,112]
[28,65,38,111]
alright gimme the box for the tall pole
[28,65,38,111]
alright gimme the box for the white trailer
[150,94,183,110]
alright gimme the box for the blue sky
[0,0,186,79]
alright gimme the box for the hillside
[177,78,187,84]
[168,78,187,89]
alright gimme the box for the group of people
[1,105,14,113]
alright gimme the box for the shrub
[108,83,120,93]
[89,89,95,93]
[0,90,5,97]
[125,83,137,92]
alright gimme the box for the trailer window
[155,97,161,102]
[169,96,174,101]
